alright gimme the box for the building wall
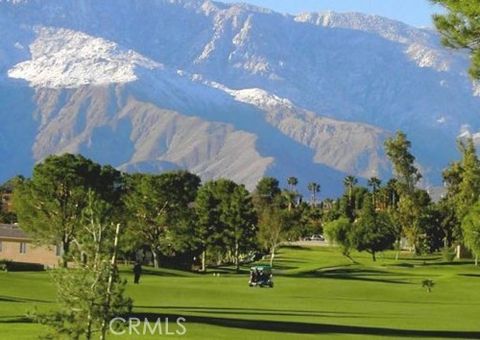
[0,239,60,267]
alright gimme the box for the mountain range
[1,0,479,196]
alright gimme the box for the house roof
[0,224,30,240]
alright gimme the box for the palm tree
[283,190,297,212]
[368,177,382,207]
[343,175,358,202]
[287,176,298,191]
[323,198,334,210]
[308,182,321,205]
[386,179,399,208]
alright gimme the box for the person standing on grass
[133,261,142,284]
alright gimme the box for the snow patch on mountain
[8,26,162,88]
[295,11,428,44]
[206,82,389,177]
[223,87,294,110]
[295,11,461,72]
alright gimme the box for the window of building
[55,244,62,257]
[0,240,2,252]
[19,242,27,254]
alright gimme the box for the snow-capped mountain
[0,0,478,195]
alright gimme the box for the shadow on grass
[127,312,480,338]
[265,264,298,271]
[417,261,474,267]
[137,267,253,277]
[280,245,312,251]
[397,255,441,262]
[140,269,195,277]
[384,263,415,268]
[0,295,51,303]
[274,258,310,264]
[0,316,32,323]
[288,267,413,285]
[458,273,480,278]
[206,267,250,275]
[134,306,387,319]
[164,309,367,319]
[317,295,480,306]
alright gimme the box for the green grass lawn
[1,246,480,339]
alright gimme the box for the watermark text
[110,317,187,336]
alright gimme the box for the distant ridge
[0,0,478,195]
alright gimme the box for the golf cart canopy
[250,265,272,273]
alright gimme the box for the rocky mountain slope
[0,0,479,195]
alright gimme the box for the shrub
[0,260,10,271]
[0,260,45,272]
[442,247,455,263]
[324,218,354,259]
[422,279,435,293]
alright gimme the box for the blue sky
[219,0,444,27]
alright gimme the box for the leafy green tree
[396,195,421,253]
[298,203,323,238]
[195,179,257,271]
[461,201,480,266]
[0,176,22,223]
[13,154,124,267]
[195,182,222,271]
[442,138,480,248]
[351,199,396,261]
[257,207,288,266]
[321,198,340,223]
[225,185,258,271]
[393,189,433,255]
[0,210,16,224]
[453,139,480,219]
[385,131,422,194]
[0,188,16,224]
[34,191,131,340]
[252,177,281,211]
[421,203,449,253]
[324,217,354,261]
[0,175,24,192]
[125,171,201,268]
[431,0,480,79]
[442,160,463,200]
[384,132,424,254]
[436,199,460,247]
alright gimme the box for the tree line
[326,132,480,263]
[3,154,323,270]
[0,130,479,270]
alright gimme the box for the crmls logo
[110,317,187,336]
